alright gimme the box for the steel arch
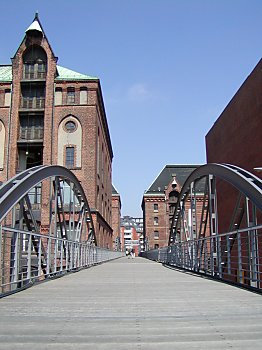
[142,163,262,292]
[0,165,94,227]
[0,165,124,296]
[169,163,262,244]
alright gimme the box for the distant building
[142,165,204,250]
[120,216,143,256]
[112,185,121,250]
[0,14,113,248]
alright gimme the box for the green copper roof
[56,65,97,81]
[0,65,97,82]
[0,65,12,82]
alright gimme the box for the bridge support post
[237,231,243,284]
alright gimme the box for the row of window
[1,86,89,108]
[55,87,88,106]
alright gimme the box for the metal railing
[141,224,262,291]
[19,127,44,140]
[20,97,45,109]
[0,226,124,296]
[23,72,46,80]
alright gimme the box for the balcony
[19,127,44,141]
[23,71,46,80]
[20,97,45,110]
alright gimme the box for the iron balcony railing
[19,127,44,140]
[141,224,262,291]
[20,97,45,109]
[0,226,124,296]
[23,72,46,80]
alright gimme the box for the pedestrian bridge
[1,256,262,350]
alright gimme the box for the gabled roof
[0,64,97,82]
[145,165,205,195]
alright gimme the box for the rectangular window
[67,88,75,104]
[21,86,45,109]
[154,203,158,212]
[80,87,88,104]
[19,115,44,140]
[37,63,46,78]
[65,147,75,168]
[154,231,159,239]
[55,88,62,105]
[154,244,159,249]
[24,63,34,79]
[4,89,11,107]
[154,217,158,226]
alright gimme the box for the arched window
[169,190,179,202]
[58,115,82,168]
[23,45,47,79]
[154,203,158,212]
[154,217,158,226]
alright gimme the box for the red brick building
[206,58,262,233]
[112,185,121,250]
[142,165,204,250]
[0,14,114,248]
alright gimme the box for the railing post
[217,235,222,278]
[60,240,63,272]
[27,234,32,281]
[38,238,42,277]
[69,242,74,271]
[226,235,231,276]
[237,231,243,284]
[210,237,214,276]
[65,241,68,270]
[54,238,57,273]
[204,239,208,273]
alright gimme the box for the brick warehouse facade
[0,14,114,248]
[112,185,121,250]
[206,58,262,235]
[142,165,205,250]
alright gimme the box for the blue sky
[1,0,262,217]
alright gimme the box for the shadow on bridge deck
[0,257,262,349]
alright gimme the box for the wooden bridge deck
[0,257,262,349]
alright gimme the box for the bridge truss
[141,164,262,291]
[0,166,123,296]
